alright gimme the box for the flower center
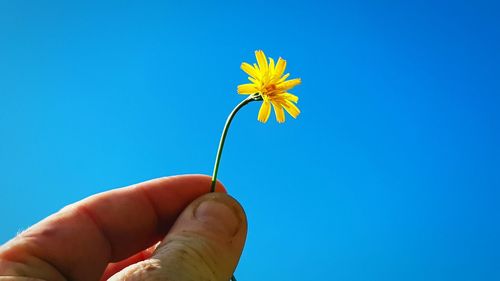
[264,83,277,95]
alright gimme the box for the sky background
[1,1,499,280]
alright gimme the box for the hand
[0,175,247,281]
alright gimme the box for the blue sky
[1,1,499,280]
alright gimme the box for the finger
[0,175,225,281]
[100,244,156,281]
[109,192,247,281]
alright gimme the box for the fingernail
[194,198,241,237]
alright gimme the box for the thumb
[108,192,247,281]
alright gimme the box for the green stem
[210,93,260,192]
[210,94,260,281]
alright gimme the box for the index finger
[0,174,225,281]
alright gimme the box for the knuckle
[154,232,223,281]
[108,260,164,281]
[110,232,232,281]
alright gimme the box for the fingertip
[191,192,247,236]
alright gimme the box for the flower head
[237,50,301,123]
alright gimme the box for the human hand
[0,175,247,281]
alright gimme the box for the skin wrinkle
[154,233,220,281]
[0,257,36,277]
[137,185,163,237]
[0,240,68,281]
[21,256,67,281]
[74,204,114,261]
[164,233,217,271]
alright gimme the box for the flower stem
[210,93,261,192]
[210,93,261,281]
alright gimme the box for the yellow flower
[237,50,301,123]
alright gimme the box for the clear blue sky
[1,1,499,280]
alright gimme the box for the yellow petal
[277,73,290,84]
[281,92,299,103]
[241,62,260,78]
[255,50,268,73]
[278,78,301,90]
[275,57,287,79]
[271,101,285,123]
[269,58,275,76]
[282,99,301,118]
[248,77,259,84]
[238,83,257,94]
[257,100,271,123]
